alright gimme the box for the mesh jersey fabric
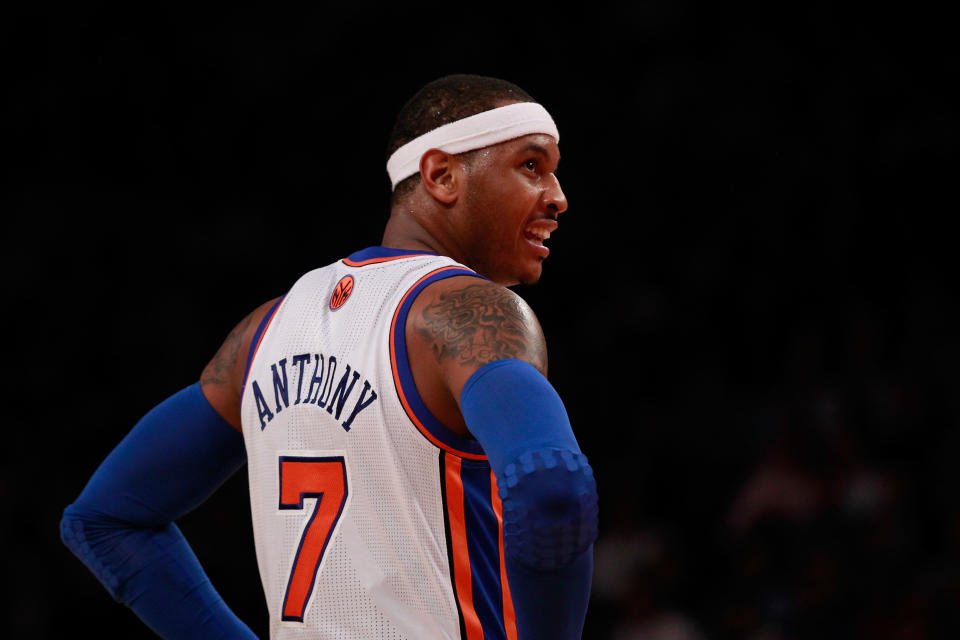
[240,248,517,640]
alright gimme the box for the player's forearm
[505,545,594,639]
[61,513,256,638]
[60,383,256,639]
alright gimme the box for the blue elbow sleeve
[500,447,598,570]
[60,383,255,639]
[459,359,599,570]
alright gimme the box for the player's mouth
[523,220,557,258]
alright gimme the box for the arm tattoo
[201,313,253,388]
[417,284,546,373]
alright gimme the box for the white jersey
[239,247,519,640]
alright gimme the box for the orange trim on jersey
[239,297,284,407]
[446,454,484,640]
[491,471,518,640]
[390,266,488,461]
[249,303,282,370]
[342,254,433,267]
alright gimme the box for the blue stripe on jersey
[240,296,286,397]
[461,458,509,640]
[391,267,488,457]
[345,246,439,262]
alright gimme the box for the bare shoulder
[200,297,282,430]
[408,276,548,397]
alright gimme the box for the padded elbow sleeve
[500,447,597,570]
[459,359,599,571]
[60,383,255,638]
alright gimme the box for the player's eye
[523,159,538,171]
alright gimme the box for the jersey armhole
[240,295,286,404]
[390,268,490,460]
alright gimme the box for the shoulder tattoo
[201,312,254,388]
[417,283,546,374]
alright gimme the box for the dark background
[4,4,958,638]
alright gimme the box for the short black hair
[387,74,535,198]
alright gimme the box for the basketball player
[61,75,599,639]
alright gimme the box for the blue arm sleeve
[60,383,257,639]
[459,359,599,640]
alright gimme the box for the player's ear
[419,149,462,205]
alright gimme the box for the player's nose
[542,174,568,217]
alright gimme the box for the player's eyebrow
[519,142,560,163]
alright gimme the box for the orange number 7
[278,455,349,622]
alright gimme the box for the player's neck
[382,203,464,263]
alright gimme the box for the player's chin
[497,244,547,286]
[516,258,545,286]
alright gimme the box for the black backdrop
[5,4,959,638]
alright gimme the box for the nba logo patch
[330,275,354,310]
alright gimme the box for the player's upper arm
[200,297,281,431]
[406,276,548,431]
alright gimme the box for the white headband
[386,102,559,190]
